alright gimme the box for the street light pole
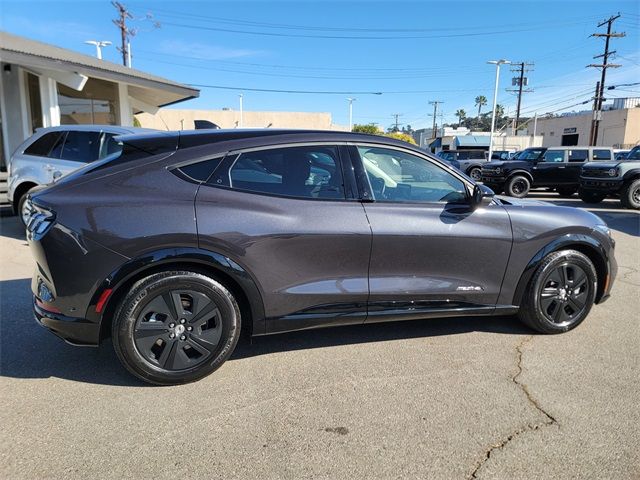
[239,94,244,128]
[487,59,510,161]
[84,40,112,60]
[347,98,356,131]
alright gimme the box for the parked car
[436,150,487,180]
[481,146,614,198]
[8,125,153,225]
[27,129,617,385]
[579,145,640,209]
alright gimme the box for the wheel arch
[506,169,534,183]
[11,181,38,212]
[90,248,266,343]
[513,234,609,307]
[622,169,640,183]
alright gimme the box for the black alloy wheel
[506,175,530,198]
[518,250,596,333]
[112,271,241,385]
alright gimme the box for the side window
[23,132,65,158]
[542,150,565,163]
[229,146,345,199]
[358,146,467,204]
[178,158,222,182]
[98,133,123,159]
[61,131,102,162]
[568,149,589,162]
[593,149,612,161]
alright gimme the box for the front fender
[506,170,534,182]
[511,233,614,307]
[88,247,267,337]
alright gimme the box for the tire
[578,189,606,204]
[505,175,530,198]
[518,250,597,334]
[468,167,482,181]
[17,191,32,227]
[112,270,241,385]
[620,179,640,210]
[557,187,577,197]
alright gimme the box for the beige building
[136,109,349,131]
[534,107,640,148]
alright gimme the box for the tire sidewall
[113,272,241,385]
[622,179,640,209]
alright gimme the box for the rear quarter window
[23,132,66,157]
[593,149,612,161]
[569,149,589,162]
[177,158,222,182]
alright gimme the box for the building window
[58,78,117,125]
[26,73,43,133]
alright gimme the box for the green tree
[475,95,487,119]
[133,116,142,128]
[352,123,382,134]
[494,104,505,118]
[385,132,417,145]
[455,109,466,126]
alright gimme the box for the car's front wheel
[467,167,482,181]
[112,270,241,385]
[620,179,640,210]
[518,250,597,334]
[505,175,530,198]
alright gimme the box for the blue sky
[1,0,638,130]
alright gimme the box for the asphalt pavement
[1,194,638,479]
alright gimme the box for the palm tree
[475,95,488,118]
[455,109,466,126]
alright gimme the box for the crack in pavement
[468,335,558,479]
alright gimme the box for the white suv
[8,125,152,224]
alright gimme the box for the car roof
[114,128,426,153]
[35,125,156,134]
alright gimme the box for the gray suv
[27,130,617,385]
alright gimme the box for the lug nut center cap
[174,324,186,336]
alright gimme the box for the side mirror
[471,183,494,210]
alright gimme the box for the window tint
[627,147,640,160]
[98,133,123,160]
[61,131,102,162]
[24,132,65,157]
[519,149,546,160]
[229,146,345,199]
[179,158,222,182]
[593,149,612,160]
[542,150,565,163]
[568,149,589,162]
[358,146,467,204]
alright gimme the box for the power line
[587,13,626,145]
[189,84,384,95]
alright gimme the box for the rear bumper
[34,298,100,346]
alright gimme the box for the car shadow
[0,277,532,387]
[527,192,640,237]
[0,215,27,241]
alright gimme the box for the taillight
[26,200,56,239]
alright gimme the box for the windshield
[627,147,640,160]
[519,149,546,161]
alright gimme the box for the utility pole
[507,62,534,135]
[347,98,356,131]
[428,101,443,138]
[587,14,625,145]
[391,113,403,132]
[112,1,134,67]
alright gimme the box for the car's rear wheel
[112,271,241,385]
[557,187,577,197]
[578,189,606,204]
[17,190,34,227]
[518,250,596,334]
[505,175,530,198]
[620,179,640,210]
[467,167,482,181]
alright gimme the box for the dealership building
[534,99,640,148]
[0,31,199,169]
